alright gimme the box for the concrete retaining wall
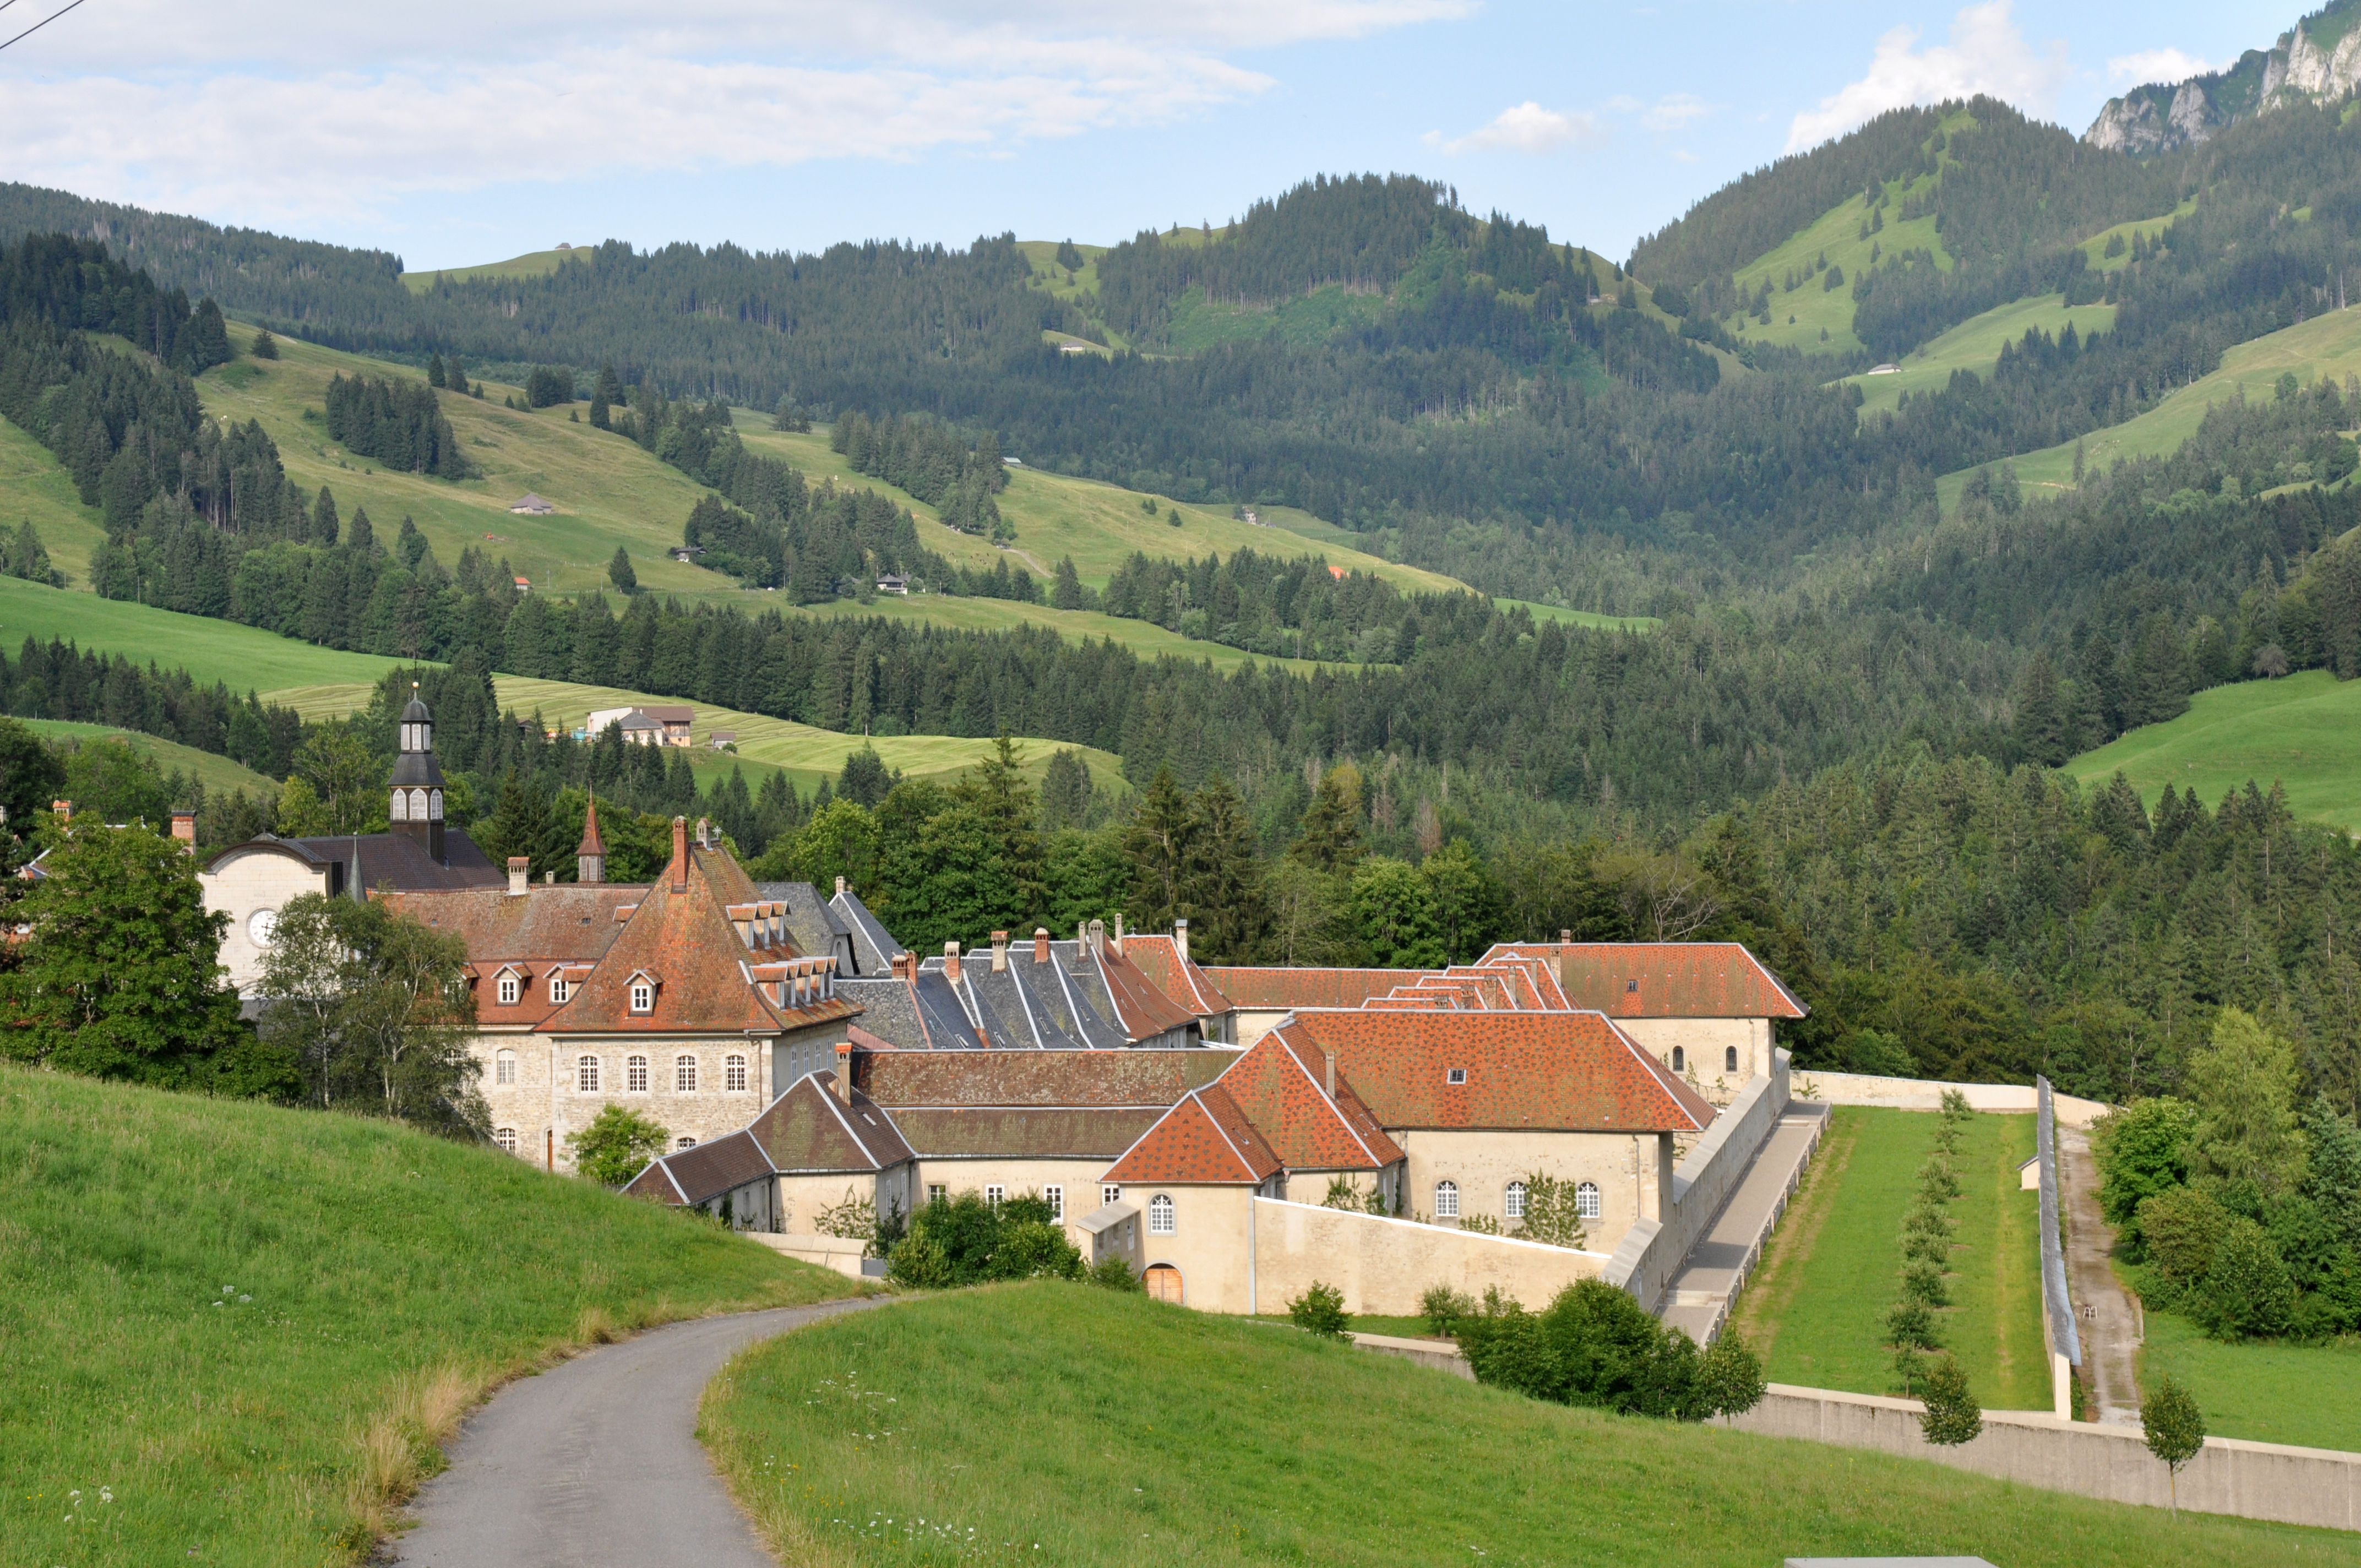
[1604,1050,1791,1311]
[1731,1384,2361,1531]
[1351,1331,1476,1379]
[749,1232,874,1278]
[1801,1071,2108,1127]
[1250,1198,1607,1316]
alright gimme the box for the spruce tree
[311,486,340,547]
[1180,776,1266,961]
[427,352,447,390]
[1122,767,1194,929]
[591,363,622,430]
[249,326,280,360]
[608,547,638,595]
[1290,764,1364,872]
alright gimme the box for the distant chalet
[508,493,556,515]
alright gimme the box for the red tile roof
[1101,1084,1282,1185]
[1122,933,1237,1020]
[1277,1009,1715,1134]
[385,883,646,1026]
[1212,1033,1403,1173]
[1199,966,1428,1010]
[1094,939,1202,1039]
[1483,943,1807,1020]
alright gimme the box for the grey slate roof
[830,887,906,976]
[622,1126,775,1206]
[286,829,504,895]
[756,880,857,973]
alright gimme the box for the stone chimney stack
[890,952,913,982]
[507,856,530,896]
[1174,917,1189,962]
[670,816,689,892]
[833,1041,853,1103]
[1033,927,1051,964]
[695,817,711,850]
[1087,918,1105,955]
[1112,913,1124,956]
[836,875,847,897]
[991,931,1009,972]
[1559,928,1572,944]
[944,941,962,983]
[1324,1050,1337,1099]
[170,810,196,854]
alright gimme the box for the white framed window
[1671,1046,1685,1072]
[985,1184,1005,1207]
[676,1055,699,1093]
[1726,1046,1739,1074]
[676,1136,698,1151]
[629,982,654,1014]
[1103,1184,1122,1207]
[549,973,569,1005]
[1148,1194,1176,1235]
[389,790,409,821]
[627,1055,649,1093]
[497,972,520,1006]
[1434,1180,1460,1219]
[410,788,429,820]
[1446,1067,1467,1085]
[927,1184,947,1205]
[1504,1180,1526,1221]
[1045,1185,1064,1219]
[1576,1181,1601,1220]
[495,1049,516,1086]
[726,1054,748,1092]
[428,788,443,820]
[494,1126,517,1152]
[577,1055,600,1093]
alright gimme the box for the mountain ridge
[2087,0,2361,153]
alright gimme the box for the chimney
[1324,1050,1337,1099]
[507,856,530,896]
[1087,918,1105,955]
[1174,917,1189,962]
[1033,927,1051,964]
[890,951,913,982]
[696,816,711,849]
[170,810,196,854]
[51,799,70,820]
[1559,928,1572,944]
[670,816,688,891]
[1112,913,1124,955]
[944,941,962,983]
[832,1041,853,1104]
[835,875,847,897]
[991,931,1009,971]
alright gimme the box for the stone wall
[1802,1070,2108,1127]
[1249,1198,1607,1317]
[1604,1050,1791,1311]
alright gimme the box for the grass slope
[399,248,582,292]
[700,1283,2342,1566]
[0,574,408,693]
[2068,667,2361,832]
[1939,303,2361,510]
[793,594,1348,675]
[1839,292,2119,415]
[1724,1107,2047,1411]
[0,412,107,587]
[2137,1302,2361,1452]
[25,718,280,797]
[0,1064,856,1565]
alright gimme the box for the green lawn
[2068,668,2361,833]
[24,718,280,798]
[0,1064,857,1566]
[2138,1304,2361,1453]
[1726,1107,2048,1411]
[699,1282,2344,1567]
[1839,292,2119,415]
[0,574,409,694]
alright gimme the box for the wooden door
[1144,1264,1183,1304]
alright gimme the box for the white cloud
[0,0,1468,219]
[1440,101,1603,155]
[1641,93,1713,132]
[1786,1,2068,153]
[2106,47,2231,87]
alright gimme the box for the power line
[0,0,90,52]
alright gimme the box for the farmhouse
[508,493,556,514]
[584,704,695,745]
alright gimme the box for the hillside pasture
[1840,292,2119,415]
[2137,1305,2361,1453]
[0,412,107,587]
[0,573,408,693]
[2068,667,2361,832]
[399,247,584,291]
[24,717,280,797]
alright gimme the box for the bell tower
[389,683,447,862]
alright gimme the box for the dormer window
[497,971,520,1006]
[1447,1068,1467,1085]
[630,982,654,1014]
[549,973,569,1005]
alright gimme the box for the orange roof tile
[1094,939,1202,1039]
[1122,933,1237,1020]
[1484,942,1807,1020]
[1199,966,1428,1010]
[1102,1084,1282,1185]
[1212,1034,1403,1172]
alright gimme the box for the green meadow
[700,1282,2342,1567]
[1726,1106,2049,1412]
[2068,668,2361,832]
[2137,1304,2361,1453]
[1840,292,2119,415]
[0,574,408,693]
[399,247,584,292]
[0,1065,857,1566]
[25,718,280,797]
[0,411,108,586]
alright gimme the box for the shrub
[1900,1260,1950,1307]
[885,1189,1083,1288]
[2093,1096,2197,1233]
[1918,1353,1983,1446]
[2138,1185,2229,1287]
[2192,1217,2296,1340]
[1902,1229,1951,1264]
[1902,1203,1956,1239]
[1918,1159,1962,1200]
[886,1231,952,1289]
[1288,1281,1350,1339]
[1419,1283,1477,1337]
[1695,1333,1766,1422]
[565,1105,669,1187]
[1461,1278,1710,1419]
[1089,1254,1144,1292]
[997,1221,1087,1281]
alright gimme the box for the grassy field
[1492,595,1662,632]
[1839,292,2119,415]
[2068,668,2361,833]
[2137,1303,2361,1452]
[699,1282,2344,1567]
[0,412,108,586]
[794,594,1349,674]
[1939,303,2361,510]
[2077,199,2197,273]
[0,1064,857,1566]
[399,247,584,291]
[25,718,280,797]
[1725,1106,2048,1411]
[0,574,408,693]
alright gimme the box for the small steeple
[389,681,447,862]
[577,793,607,884]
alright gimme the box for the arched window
[629,982,654,1014]
[1504,1180,1527,1221]
[495,1049,516,1086]
[1671,1046,1685,1072]
[389,790,409,821]
[676,1136,697,1151]
[494,1127,517,1152]
[428,788,443,820]
[577,1055,600,1093]
[549,973,569,1005]
[1148,1194,1176,1235]
[676,1055,699,1093]
[410,788,429,820]
[1726,1045,1739,1074]
[726,1054,748,1092]
[1434,1180,1460,1219]
[1576,1182,1601,1219]
[497,972,519,1006]
[627,1055,649,1093]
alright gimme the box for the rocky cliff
[2086,1,2361,154]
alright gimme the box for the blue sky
[0,0,2291,270]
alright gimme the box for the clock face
[249,908,279,946]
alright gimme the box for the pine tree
[311,486,340,548]
[608,547,638,595]
[1123,767,1195,929]
[1290,764,1364,872]
[591,363,622,430]
[1180,776,1267,961]
[427,352,447,390]
[249,326,280,360]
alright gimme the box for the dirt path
[2059,1124,2144,1425]
[390,1297,885,1566]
